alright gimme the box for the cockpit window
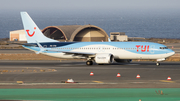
[160,47,168,49]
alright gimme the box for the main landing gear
[86,60,93,65]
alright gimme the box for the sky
[0,0,180,12]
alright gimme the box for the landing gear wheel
[156,62,160,66]
[86,61,93,65]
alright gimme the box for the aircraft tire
[156,62,160,66]
[86,61,93,65]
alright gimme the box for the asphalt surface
[0,60,180,88]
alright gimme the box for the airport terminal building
[10,25,109,42]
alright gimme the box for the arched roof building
[42,25,109,42]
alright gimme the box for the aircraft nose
[168,50,175,56]
[171,51,175,55]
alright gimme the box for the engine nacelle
[95,53,114,64]
[114,59,132,63]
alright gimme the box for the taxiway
[0,60,179,88]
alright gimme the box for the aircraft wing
[35,41,95,56]
[46,50,95,55]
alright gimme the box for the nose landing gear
[156,58,165,66]
[156,62,160,66]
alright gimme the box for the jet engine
[95,53,114,64]
[114,59,132,63]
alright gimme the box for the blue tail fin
[20,12,58,43]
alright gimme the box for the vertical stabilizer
[20,12,58,43]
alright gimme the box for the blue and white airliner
[20,12,175,66]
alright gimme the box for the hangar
[42,25,108,42]
[10,30,27,41]
[10,25,109,42]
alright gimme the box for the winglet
[35,40,46,54]
[108,38,111,42]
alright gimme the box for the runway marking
[159,80,175,83]
[92,81,104,83]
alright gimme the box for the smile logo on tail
[26,27,36,37]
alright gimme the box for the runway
[0,60,180,88]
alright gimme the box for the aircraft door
[98,46,105,52]
[150,45,155,54]
[113,35,117,41]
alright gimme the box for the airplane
[20,12,175,66]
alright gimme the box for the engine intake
[95,53,114,64]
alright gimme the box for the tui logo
[26,27,36,37]
[136,45,149,52]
